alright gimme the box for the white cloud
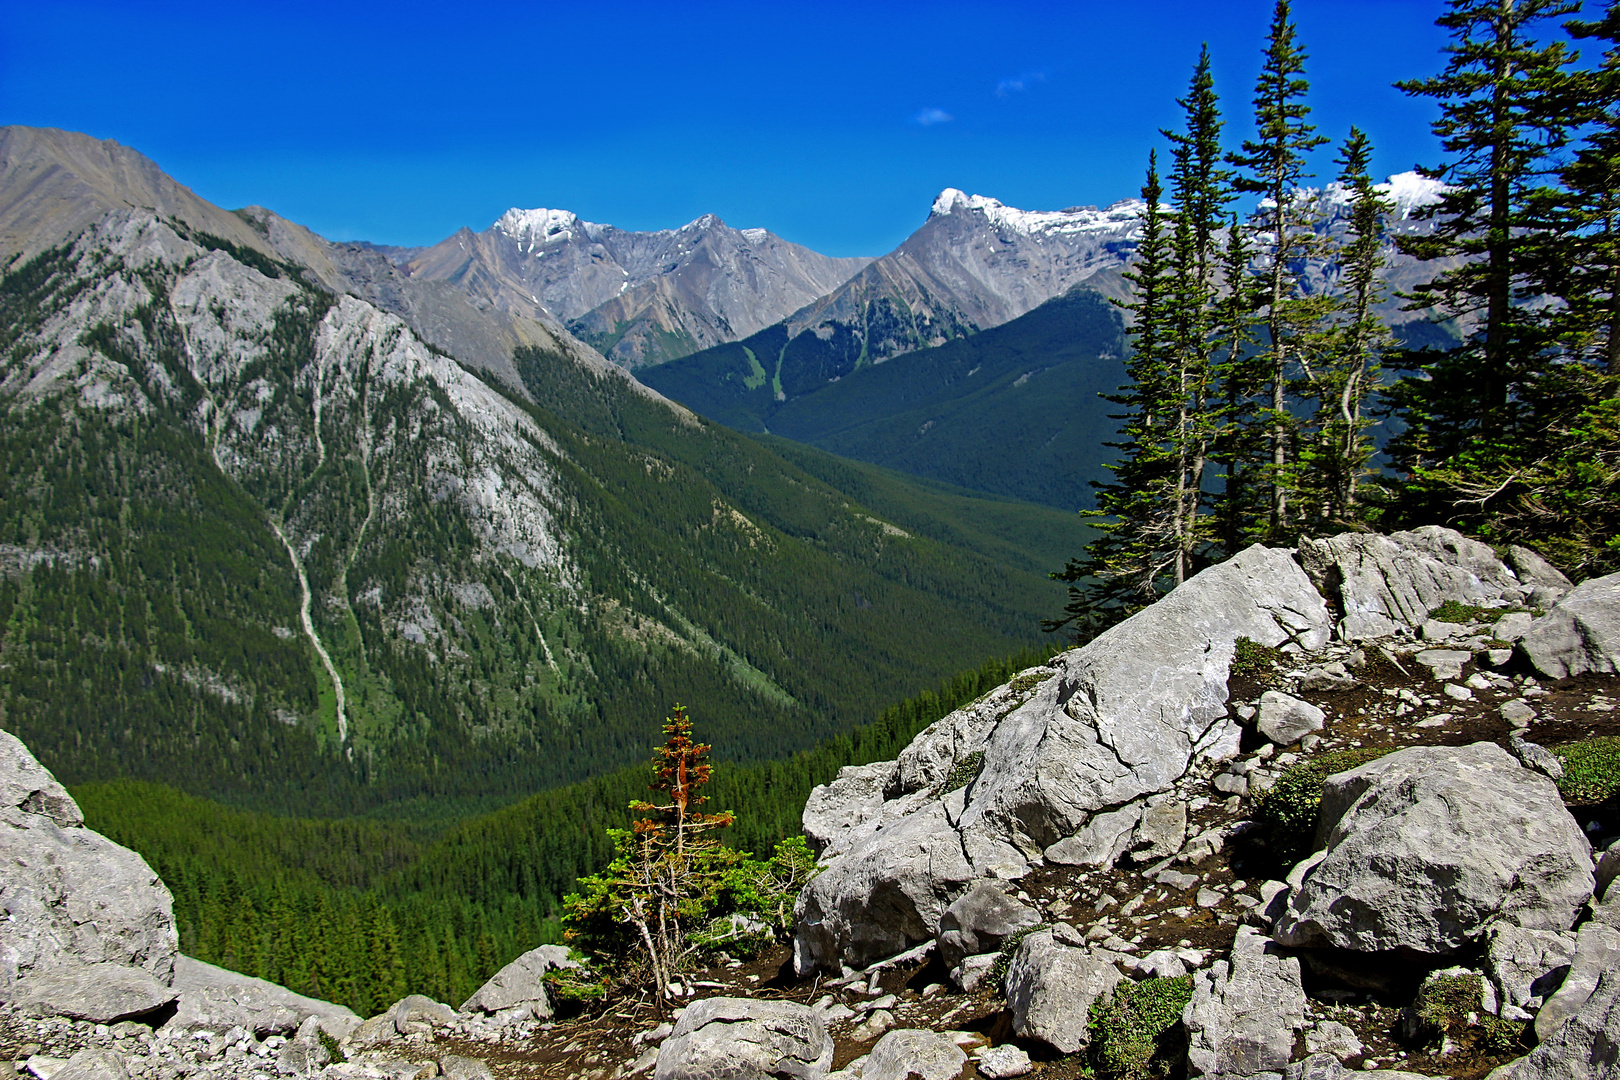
[914,107,953,126]
[996,71,1047,97]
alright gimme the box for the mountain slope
[0,127,1080,819]
[395,209,871,368]
[643,288,1129,510]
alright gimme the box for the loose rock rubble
[5,527,1620,1080]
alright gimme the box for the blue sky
[3,1,1483,256]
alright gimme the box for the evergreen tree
[1228,0,1330,538]
[1210,214,1267,553]
[1387,0,1580,516]
[1162,46,1233,578]
[1048,153,1181,628]
[1295,128,1395,525]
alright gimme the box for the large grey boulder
[654,997,832,1080]
[0,730,178,1009]
[936,882,1040,969]
[1299,526,1522,640]
[1507,546,1573,601]
[166,954,359,1036]
[795,544,1331,972]
[1004,929,1123,1054]
[862,1029,968,1080]
[1488,970,1620,1080]
[1534,922,1620,1043]
[1519,572,1620,679]
[459,943,575,1022]
[1273,743,1592,955]
[1183,927,1308,1078]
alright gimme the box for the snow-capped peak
[494,207,606,250]
[930,188,1144,237]
[740,228,770,244]
[1376,171,1447,219]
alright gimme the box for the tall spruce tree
[1387,0,1580,518]
[1227,0,1329,539]
[1211,213,1267,554]
[1296,128,1394,524]
[1162,46,1233,581]
[1557,3,1620,377]
[1047,154,1180,630]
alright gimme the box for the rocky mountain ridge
[388,207,871,369]
[4,527,1619,1080]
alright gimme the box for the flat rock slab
[166,954,358,1036]
[1274,743,1592,955]
[654,997,831,1080]
[15,962,176,1024]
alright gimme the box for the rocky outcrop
[459,944,576,1024]
[1486,924,1578,1020]
[1183,927,1308,1078]
[1520,572,1620,679]
[0,730,178,1015]
[1004,929,1123,1054]
[1299,526,1524,641]
[1273,742,1592,954]
[795,544,1330,972]
[654,997,832,1080]
[1532,923,1620,1043]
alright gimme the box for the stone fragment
[654,998,832,1080]
[1596,842,1620,901]
[862,1029,967,1080]
[438,1055,494,1080]
[460,944,576,1022]
[1486,923,1577,1013]
[1134,800,1188,861]
[953,953,998,993]
[1489,970,1620,1080]
[1534,922,1620,1043]
[1519,572,1620,679]
[1507,546,1573,597]
[1005,930,1122,1054]
[1494,611,1536,642]
[1045,803,1144,868]
[1305,1020,1364,1061]
[936,882,1040,969]
[167,955,359,1036]
[1414,650,1471,682]
[1257,692,1326,746]
[1444,683,1473,701]
[977,1043,1034,1079]
[1500,700,1537,725]
[49,1049,131,1080]
[388,995,456,1034]
[1183,927,1308,1078]
[1274,743,1593,955]
[1508,735,1564,780]
[1299,527,1520,641]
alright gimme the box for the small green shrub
[1009,670,1056,694]
[985,922,1050,993]
[1428,600,1516,624]
[1410,973,1483,1044]
[316,1030,345,1065]
[1231,637,1280,680]
[1089,975,1195,1080]
[941,750,986,795]
[1556,737,1620,803]
[1251,748,1393,867]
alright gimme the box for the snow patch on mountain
[929,188,1145,238]
[493,208,609,251]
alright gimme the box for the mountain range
[0,126,1083,818]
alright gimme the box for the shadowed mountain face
[389,209,872,368]
[0,125,1078,816]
